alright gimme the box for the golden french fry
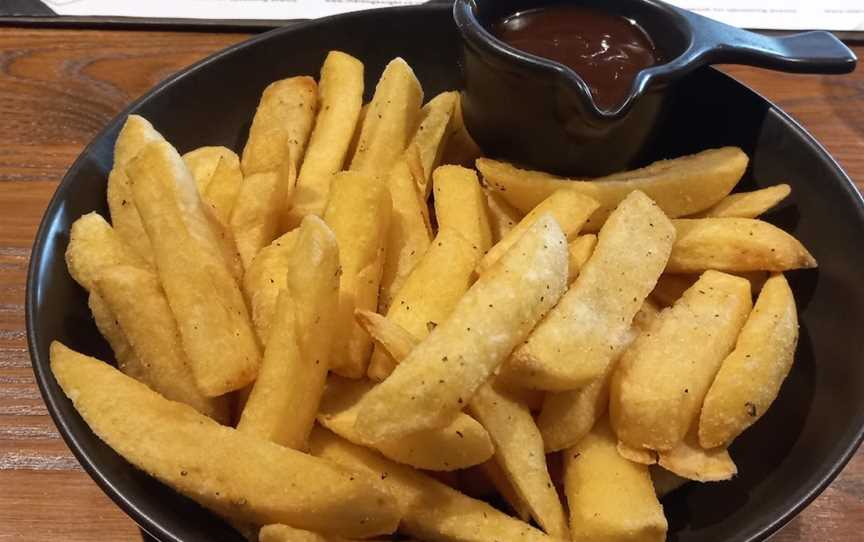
[538,368,612,454]
[50,343,400,538]
[477,146,748,230]
[65,212,149,291]
[259,524,351,542]
[650,466,689,498]
[355,310,418,362]
[309,427,556,542]
[658,427,737,482]
[229,170,285,271]
[433,165,494,253]
[128,140,260,396]
[477,189,598,275]
[695,184,791,218]
[241,76,317,176]
[563,419,667,542]
[290,51,365,222]
[354,215,568,441]
[242,231,299,343]
[350,58,423,174]
[611,271,753,451]
[440,93,483,170]
[107,115,163,265]
[319,376,493,471]
[501,191,676,391]
[239,218,340,449]
[87,292,142,381]
[182,146,234,196]
[652,271,768,307]
[617,441,658,465]
[324,171,392,378]
[469,381,569,539]
[567,234,597,283]
[668,218,817,273]
[632,297,662,332]
[480,460,533,521]
[407,91,458,196]
[203,149,244,228]
[378,159,433,312]
[368,227,481,380]
[96,265,230,423]
[484,189,523,243]
[699,274,798,449]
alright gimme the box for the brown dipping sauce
[492,6,660,111]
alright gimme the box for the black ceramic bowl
[26,3,864,542]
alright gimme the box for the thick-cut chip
[567,234,597,283]
[652,271,768,307]
[50,343,399,538]
[480,460,532,521]
[406,91,458,195]
[128,140,260,396]
[318,377,493,471]
[229,171,286,271]
[368,227,481,380]
[199,148,244,228]
[668,218,816,273]
[433,165,494,254]
[469,381,569,539]
[650,466,689,498]
[632,298,661,332]
[259,524,351,542]
[617,441,658,465]
[239,217,340,449]
[695,184,791,218]
[658,427,737,482]
[378,159,433,312]
[484,189,523,243]
[538,367,613,453]
[354,215,568,441]
[501,191,675,391]
[477,147,748,230]
[611,271,753,451]
[96,266,230,423]
[183,146,235,196]
[65,212,149,291]
[309,427,556,542]
[356,310,418,363]
[107,115,163,265]
[350,58,423,174]
[563,419,667,542]
[324,171,392,378]
[477,189,598,274]
[242,231,299,343]
[440,94,483,171]
[241,76,317,176]
[290,51,364,222]
[699,274,798,449]
[88,292,142,381]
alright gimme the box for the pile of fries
[54,51,814,541]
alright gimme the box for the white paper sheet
[42,0,864,31]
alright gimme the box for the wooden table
[0,26,861,541]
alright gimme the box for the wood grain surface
[0,26,862,542]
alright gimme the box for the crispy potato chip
[617,441,658,465]
[407,91,458,196]
[319,377,493,471]
[290,51,365,222]
[477,189,598,275]
[611,271,752,451]
[695,184,791,218]
[324,171,392,378]
[259,524,351,542]
[667,218,817,273]
[658,427,737,482]
[378,159,433,312]
[650,466,690,498]
[50,343,399,538]
[433,165,494,254]
[477,147,748,230]
[241,76,317,176]
[368,227,481,380]
[65,212,149,291]
[354,215,568,441]
[309,427,556,542]
[128,140,260,396]
[107,115,164,265]
[96,265,230,423]
[567,234,597,283]
[501,191,675,391]
[440,94,483,170]
[356,309,418,363]
[484,189,523,243]
[563,419,667,542]
[699,274,798,449]
[242,231,299,343]
[350,58,423,174]
[469,381,569,539]
[87,292,142,381]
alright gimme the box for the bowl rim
[25,2,864,541]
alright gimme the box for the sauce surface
[492,6,660,111]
